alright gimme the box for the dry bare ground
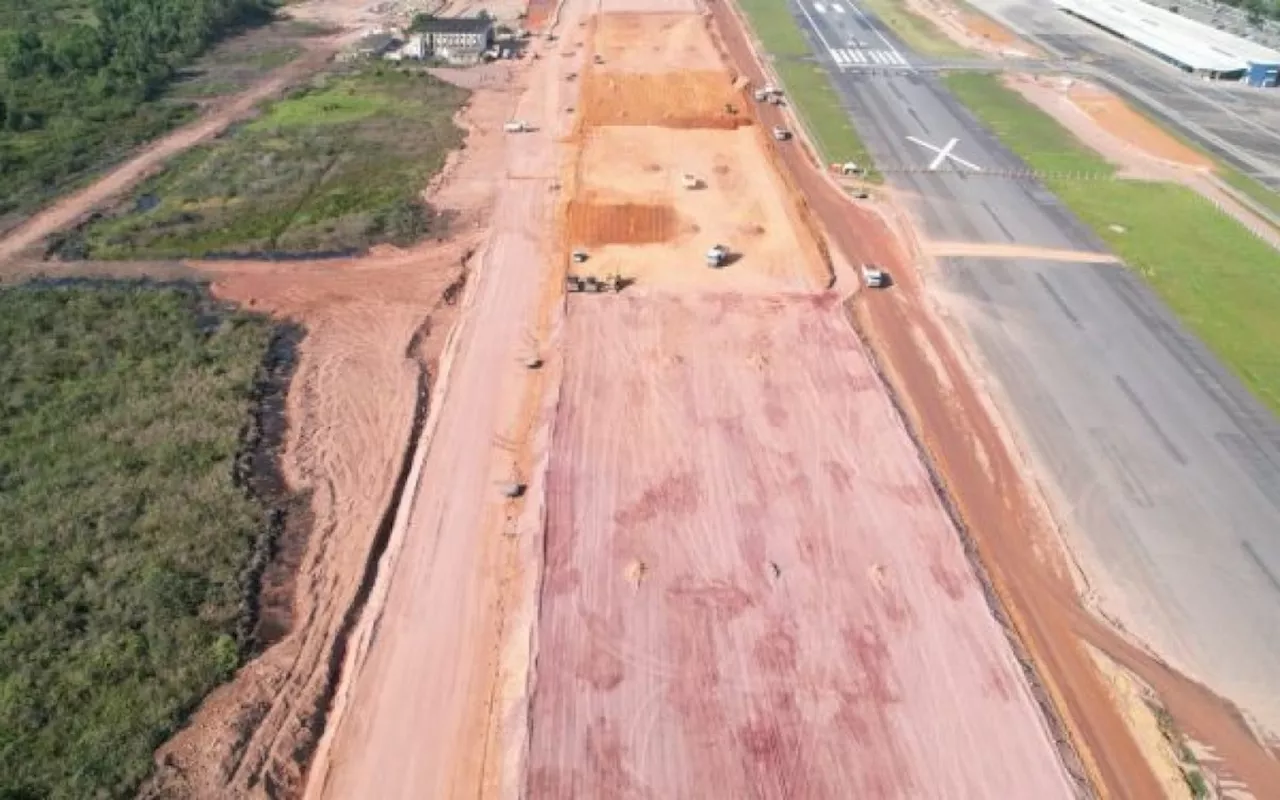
[517,7,1074,798]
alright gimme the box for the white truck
[861,263,888,288]
[504,120,531,133]
[706,244,729,268]
[772,126,791,141]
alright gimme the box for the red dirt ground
[526,292,1076,797]
[579,70,749,129]
[566,199,680,246]
[707,0,1280,795]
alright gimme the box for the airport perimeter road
[788,0,1280,733]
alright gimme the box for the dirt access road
[299,6,582,798]
[0,39,343,265]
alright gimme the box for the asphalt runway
[967,0,1280,191]
[789,0,1280,733]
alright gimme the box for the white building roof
[1056,0,1280,73]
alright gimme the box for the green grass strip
[858,0,970,58]
[736,0,878,178]
[944,72,1280,417]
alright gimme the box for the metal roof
[1055,0,1280,73]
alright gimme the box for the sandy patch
[569,126,826,290]
[1067,84,1213,170]
[579,69,749,129]
[1084,645,1197,799]
[592,13,725,73]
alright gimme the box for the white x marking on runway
[906,136,981,171]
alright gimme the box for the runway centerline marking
[907,136,981,171]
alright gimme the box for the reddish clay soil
[300,6,582,797]
[566,199,680,246]
[592,13,725,73]
[527,292,1076,798]
[0,42,338,266]
[709,0,1280,795]
[579,70,749,129]
[569,126,828,291]
[132,241,476,798]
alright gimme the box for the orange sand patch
[1069,85,1212,169]
[579,70,749,130]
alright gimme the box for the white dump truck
[861,263,888,288]
[504,120,531,133]
[681,173,701,190]
[706,244,729,268]
[772,126,791,141]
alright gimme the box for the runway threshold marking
[907,135,981,171]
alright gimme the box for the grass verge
[63,66,467,260]
[0,283,282,798]
[735,0,878,177]
[1218,166,1280,222]
[858,0,970,58]
[944,72,1280,417]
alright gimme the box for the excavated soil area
[592,13,725,73]
[569,126,826,290]
[526,293,1077,798]
[579,70,750,130]
[566,199,680,246]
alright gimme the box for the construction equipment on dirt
[593,53,604,65]
[705,244,730,268]
[572,249,589,263]
[861,263,889,289]
[504,120,531,133]
[752,85,782,102]
[839,161,861,176]
[566,71,577,81]
[499,481,526,498]
[565,273,626,293]
[681,173,702,190]
[724,103,738,115]
[851,188,870,199]
[772,126,791,141]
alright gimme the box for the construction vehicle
[593,53,604,64]
[753,85,783,102]
[565,272,626,293]
[705,244,729,268]
[681,173,702,190]
[504,120,531,133]
[861,263,888,288]
[572,249,589,263]
[772,126,791,141]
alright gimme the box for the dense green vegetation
[736,0,878,178]
[0,0,276,224]
[0,283,277,799]
[945,72,1280,416]
[70,68,468,259]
